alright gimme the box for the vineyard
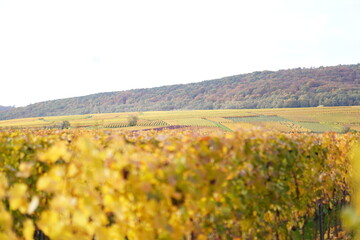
[0,128,359,239]
[104,120,169,129]
[165,118,218,127]
[0,106,359,133]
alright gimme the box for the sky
[0,0,360,107]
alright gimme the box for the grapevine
[0,128,358,239]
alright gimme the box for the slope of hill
[0,105,14,112]
[1,64,360,120]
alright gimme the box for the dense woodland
[1,64,360,120]
[0,105,14,112]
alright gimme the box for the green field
[0,106,359,133]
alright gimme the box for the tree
[127,115,138,126]
[60,120,71,129]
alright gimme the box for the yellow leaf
[16,162,35,178]
[0,207,12,232]
[67,163,79,178]
[103,194,116,210]
[23,219,35,240]
[8,183,28,213]
[38,141,69,163]
[37,176,53,192]
[37,167,65,193]
[73,211,88,228]
[38,210,63,239]
[50,195,76,211]
[222,146,228,153]
[95,226,125,240]
[167,145,176,151]
[0,232,16,240]
[197,234,207,240]
[0,173,8,199]
[240,220,252,231]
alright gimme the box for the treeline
[1,64,360,120]
[0,105,14,112]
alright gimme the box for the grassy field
[0,106,359,133]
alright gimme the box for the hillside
[1,64,360,120]
[0,105,14,112]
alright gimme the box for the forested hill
[0,106,14,112]
[1,64,360,120]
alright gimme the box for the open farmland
[0,106,359,133]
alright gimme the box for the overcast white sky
[1,0,359,107]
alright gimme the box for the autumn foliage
[0,129,358,239]
[1,64,359,120]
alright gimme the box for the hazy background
[1,0,359,107]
